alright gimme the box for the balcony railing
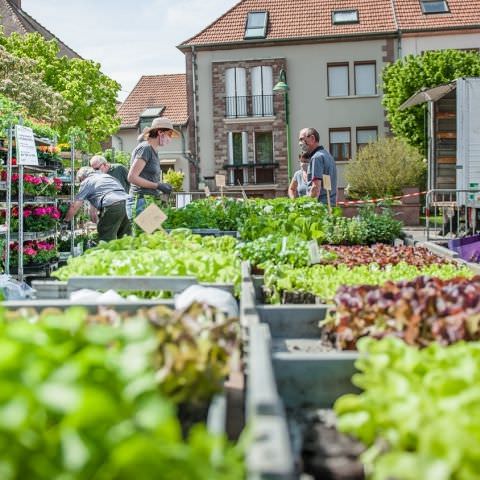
[225,95,274,118]
[223,162,279,185]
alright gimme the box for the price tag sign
[309,240,321,265]
[322,174,332,192]
[134,203,167,234]
[280,236,288,254]
[15,125,38,166]
[204,186,210,197]
[215,174,226,188]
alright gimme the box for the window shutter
[357,129,377,144]
[227,131,234,165]
[330,130,351,143]
[328,66,348,96]
[355,64,376,95]
[242,132,248,164]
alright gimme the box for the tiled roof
[117,74,188,129]
[395,0,480,32]
[180,0,480,47]
[0,0,81,58]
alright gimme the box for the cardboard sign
[308,240,321,265]
[322,174,332,192]
[215,174,226,188]
[204,186,211,197]
[15,125,38,166]
[134,203,167,234]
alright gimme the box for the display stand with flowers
[2,125,63,280]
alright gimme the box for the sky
[22,0,239,101]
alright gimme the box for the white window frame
[245,11,268,39]
[225,67,247,117]
[420,0,449,14]
[251,66,273,116]
[332,10,359,24]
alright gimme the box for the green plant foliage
[0,94,59,140]
[0,32,121,151]
[52,229,241,294]
[382,49,480,152]
[101,148,130,167]
[0,309,244,479]
[236,234,338,269]
[263,262,472,303]
[345,137,426,199]
[356,205,403,243]
[335,337,480,480]
[0,47,69,124]
[163,169,185,192]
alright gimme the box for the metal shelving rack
[4,123,61,281]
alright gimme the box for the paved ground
[403,226,428,244]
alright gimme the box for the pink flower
[33,207,47,216]
[23,209,32,218]
[24,247,37,256]
[37,242,54,251]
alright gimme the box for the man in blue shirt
[298,127,337,206]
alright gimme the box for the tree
[0,47,69,124]
[0,32,121,151]
[345,137,426,199]
[382,49,480,153]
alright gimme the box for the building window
[245,11,268,39]
[251,66,273,116]
[327,63,349,97]
[329,128,351,161]
[254,131,273,164]
[420,0,449,13]
[138,106,165,131]
[332,10,359,24]
[227,131,248,185]
[225,67,247,117]
[354,62,377,95]
[254,131,275,183]
[356,127,378,150]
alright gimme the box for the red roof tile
[180,0,480,47]
[117,74,188,129]
[395,0,480,32]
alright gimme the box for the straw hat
[137,117,181,142]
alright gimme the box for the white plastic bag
[174,285,238,318]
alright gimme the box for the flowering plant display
[37,145,61,154]
[2,205,61,232]
[0,170,62,197]
[8,239,58,266]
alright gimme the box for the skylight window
[420,0,449,13]
[244,11,268,39]
[332,10,359,24]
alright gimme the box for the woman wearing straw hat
[127,117,178,222]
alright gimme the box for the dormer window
[332,10,359,24]
[139,106,165,131]
[420,0,449,13]
[244,11,268,39]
